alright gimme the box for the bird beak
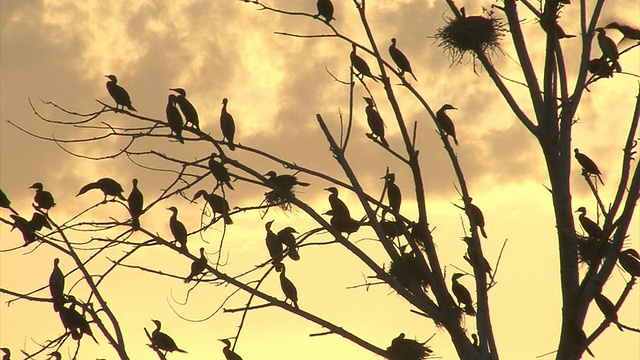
[104,75,109,78]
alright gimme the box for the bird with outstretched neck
[167,206,188,251]
[451,273,476,316]
[127,178,143,230]
[105,75,136,111]
[436,104,459,145]
[220,98,236,151]
[389,38,417,81]
[364,97,388,147]
[279,263,299,308]
[77,178,126,203]
[150,319,187,354]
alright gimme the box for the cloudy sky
[1,1,639,359]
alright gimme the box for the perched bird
[574,148,604,185]
[220,339,243,360]
[127,179,144,230]
[208,153,235,190]
[77,178,126,203]
[618,249,640,277]
[383,173,401,215]
[605,22,640,42]
[351,47,378,82]
[166,94,185,144]
[105,75,136,111]
[170,88,199,130]
[316,0,334,23]
[264,171,310,192]
[595,28,621,72]
[466,198,487,238]
[185,248,207,283]
[594,293,623,331]
[325,187,350,220]
[193,190,233,225]
[0,189,18,214]
[277,226,300,261]
[30,182,55,210]
[150,319,187,354]
[279,264,299,308]
[29,212,51,231]
[220,98,236,151]
[265,220,284,271]
[49,258,65,312]
[363,97,388,147]
[1,348,10,360]
[167,207,188,251]
[436,104,459,145]
[575,207,602,239]
[324,209,362,235]
[389,38,417,81]
[10,214,37,245]
[588,58,614,78]
[451,273,476,316]
[58,296,97,342]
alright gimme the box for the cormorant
[220,98,236,151]
[1,347,9,360]
[30,182,55,210]
[466,198,487,238]
[220,339,243,360]
[167,207,188,251]
[574,148,604,185]
[48,352,61,360]
[185,248,207,283]
[436,104,459,145]
[10,214,37,245]
[208,153,235,190]
[575,207,602,239]
[105,75,136,111]
[316,0,334,23]
[265,220,284,271]
[279,264,299,308]
[170,88,199,130]
[29,212,51,231]
[389,38,417,81]
[127,178,143,230]
[363,97,388,147]
[193,190,233,225]
[277,226,300,261]
[383,173,401,214]
[324,209,361,235]
[77,178,126,203]
[588,58,614,78]
[451,273,476,316]
[166,94,184,144]
[605,22,640,41]
[150,319,187,354]
[58,296,97,342]
[49,258,65,312]
[325,187,350,219]
[264,171,310,192]
[618,249,640,277]
[595,28,621,72]
[594,293,623,331]
[350,47,378,82]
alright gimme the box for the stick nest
[387,333,433,360]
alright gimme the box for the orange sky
[1,1,639,359]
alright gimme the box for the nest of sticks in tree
[388,253,430,289]
[387,333,433,360]
[435,8,505,64]
[576,233,610,267]
[263,189,294,212]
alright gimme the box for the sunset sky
[1,1,639,359]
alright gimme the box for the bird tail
[597,174,605,186]
[127,105,137,112]
[77,182,98,196]
[409,72,418,82]
[613,60,622,73]
[381,137,390,148]
[465,304,477,316]
[224,214,234,225]
[288,248,300,261]
[132,217,140,230]
[176,348,187,353]
[117,193,126,201]
[225,182,235,191]
[453,137,459,146]
[480,226,487,239]
[228,142,236,151]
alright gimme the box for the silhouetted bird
[48,352,61,360]
[208,153,234,190]
[436,104,459,145]
[277,226,300,261]
[220,98,236,151]
[389,38,417,81]
[29,212,51,231]
[193,190,233,225]
[265,220,284,271]
[49,258,65,312]
[264,171,310,193]
[383,173,402,215]
[185,248,207,283]
[150,319,187,354]
[351,47,378,82]
[575,207,602,239]
[588,58,614,78]
[595,28,621,72]
[58,296,97,342]
[220,339,243,360]
[105,75,136,111]
[364,97,388,147]
[1,348,9,360]
[316,0,334,23]
[462,236,493,281]
[466,198,487,238]
[10,214,37,245]
[127,178,144,230]
[324,209,362,235]
[170,88,199,130]
[451,273,475,316]
[618,249,640,277]
[167,206,188,251]
[30,182,55,210]
[77,178,126,202]
[325,187,350,219]
[279,263,299,308]
[574,148,604,185]
[594,293,623,331]
[166,94,185,144]
[605,22,640,42]
[0,189,17,214]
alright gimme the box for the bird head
[604,22,620,29]
[29,182,43,190]
[151,319,161,328]
[219,339,232,347]
[574,148,580,154]
[391,38,397,45]
[169,88,186,96]
[222,98,229,105]
[441,104,457,111]
[193,190,208,201]
[382,173,396,182]
[132,178,138,186]
[452,273,465,281]
[199,247,205,256]
[575,206,587,215]
[363,97,374,106]
[264,170,277,179]
[324,187,339,195]
[594,27,605,34]
[105,75,117,82]
[53,258,60,266]
[265,220,275,231]
[167,206,178,213]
